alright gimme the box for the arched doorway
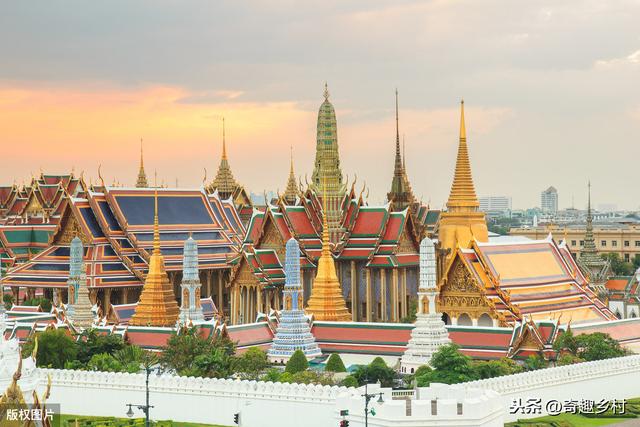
[458,313,472,326]
[477,313,493,327]
[442,313,451,325]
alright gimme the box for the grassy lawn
[54,414,230,427]
[506,413,633,426]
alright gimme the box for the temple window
[457,313,472,326]
[612,241,618,247]
[431,400,438,416]
[571,240,577,246]
[601,240,607,247]
[457,403,463,415]
[625,241,630,247]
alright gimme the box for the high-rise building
[541,186,558,214]
[479,196,512,214]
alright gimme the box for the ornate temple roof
[445,236,616,324]
[208,118,240,199]
[282,148,300,205]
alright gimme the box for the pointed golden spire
[305,177,350,321]
[130,179,179,327]
[437,99,488,258]
[283,146,299,205]
[221,117,227,160]
[446,100,479,211]
[136,138,148,188]
[323,82,329,100]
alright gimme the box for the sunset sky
[2,1,640,209]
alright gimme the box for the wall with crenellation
[461,354,640,422]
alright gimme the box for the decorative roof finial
[460,99,466,141]
[323,82,329,101]
[136,138,149,188]
[222,117,227,160]
[153,183,160,255]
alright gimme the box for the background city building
[541,186,558,214]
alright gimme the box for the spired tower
[577,182,611,296]
[282,147,300,205]
[268,238,322,363]
[66,236,94,328]
[305,184,351,321]
[136,139,148,188]
[310,84,346,240]
[387,90,417,211]
[437,101,488,263]
[179,236,205,323]
[400,237,451,373]
[210,118,240,199]
[129,189,180,327]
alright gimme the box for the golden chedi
[437,100,488,261]
[305,184,351,321]
[130,189,180,327]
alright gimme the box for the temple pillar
[217,272,224,313]
[350,260,357,322]
[12,287,19,305]
[401,268,408,319]
[472,317,478,327]
[492,318,499,327]
[365,268,372,322]
[103,289,112,317]
[380,268,386,322]
[121,288,128,304]
[26,288,35,300]
[451,316,458,326]
[392,268,398,322]
[257,285,263,315]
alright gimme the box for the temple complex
[206,118,253,225]
[309,84,346,242]
[436,102,615,326]
[267,238,321,363]
[0,181,242,324]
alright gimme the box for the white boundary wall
[38,369,346,427]
[461,354,640,422]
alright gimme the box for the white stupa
[400,237,451,374]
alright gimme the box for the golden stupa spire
[221,117,227,160]
[305,178,350,321]
[436,100,488,260]
[283,146,299,205]
[136,139,149,188]
[129,185,179,326]
[446,100,479,211]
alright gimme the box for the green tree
[3,293,14,310]
[353,357,397,387]
[76,329,128,364]
[473,358,522,379]
[416,344,478,386]
[233,347,269,379]
[557,353,585,366]
[160,327,236,377]
[87,353,124,372]
[576,332,626,361]
[341,375,358,388]
[523,354,547,371]
[601,253,634,275]
[261,368,283,383]
[291,370,334,385]
[23,297,52,312]
[22,329,78,369]
[285,350,309,374]
[325,353,347,373]
[553,329,579,355]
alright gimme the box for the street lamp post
[362,382,384,427]
[126,365,158,427]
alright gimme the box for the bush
[416,344,478,386]
[234,347,269,379]
[353,357,397,387]
[523,354,547,371]
[557,353,585,366]
[261,368,283,382]
[341,375,358,388]
[285,350,309,374]
[87,353,124,372]
[473,358,522,379]
[325,353,346,373]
